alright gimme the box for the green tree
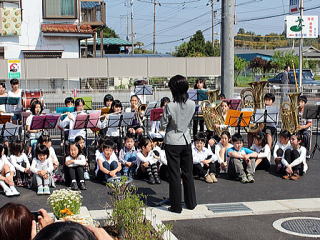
[272,50,298,71]
[98,26,119,38]
[234,56,248,86]
[187,30,206,56]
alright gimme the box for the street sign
[286,15,318,38]
[7,59,21,79]
[289,0,299,14]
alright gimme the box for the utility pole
[153,0,161,54]
[221,0,235,98]
[130,0,135,54]
[299,0,304,90]
[208,0,218,49]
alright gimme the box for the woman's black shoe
[148,176,155,184]
[70,182,78,191]
[168,207,182,213]
[79,182,87,190]
[155,176,161,184]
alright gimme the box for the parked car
[268,69,319,85]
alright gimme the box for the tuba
[280,92,301,134]
[201,89,226,136]
[240,81,268,133]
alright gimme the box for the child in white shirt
[282,133,308,180]
[192,133,219,183]
[251,132,271,171]
[65,143,87,191]
[10,140,31,187]
[0,144,19,196]
[136,138,161,184]
[95,140,121,182]
[75,135,90,180]
[214,131,233,173]
[273,130,291,173]
[31,145,53,195]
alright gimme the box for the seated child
[38,135,61,185]
[95,140,121,182]
[192,132,218,183]
[0,144,19,196]
[119,134,137,177]
[136,137,160,184]
[273,130,291,173]
[151,137,168,181]
[298,95,312,158]
[65,143,87,191]
[251,132,271,170]
[281,133,308,180]
[10,141,31,187]
[227,133,258,183]
[75,135,90,180]
[263,93,277,148]
[214,131,233,173]
[31,145,53,195]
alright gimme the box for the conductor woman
[161,75,197,213]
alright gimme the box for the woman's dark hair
[291,132,303,142]
[38,135,51,144]
[64,97,74,106]
[138,137,151,149]
[75,135,85,143]
[10,140,24,156]
[110,100,123,113]
[67,143,82,157]
[168,75,189,103]
[0,203,33,240]
[0,82,5,89]
[264,93,275,103]
[30,99,43,115]
[34,221,97,240]
[194,132,206,143]
[75,98,85,108]
[253,132,267,147]
[194,79,207,89]
[0,143,8,157]
[103,94,114,106]
[231,133,243,143]
[220,131,231,139]
[279,130,291,139]
[10,78,19,85]
[36,144,50,157]
[160,97,170,108]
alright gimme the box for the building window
[0,0,20,8]
[43,0,77,19]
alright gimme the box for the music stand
[224,99,241,110]
[225,109,253,134]
[134,85,153,96]
[74,97,93,110]
[254,106,279,126]
[303,105,320,158]
[2,122,22,140]
[150,108,163,121]
[44,115,60,129]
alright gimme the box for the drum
[22,90,44,109]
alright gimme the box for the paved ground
[165,211,320,240]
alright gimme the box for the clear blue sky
[106,0,320,53]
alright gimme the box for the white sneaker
[10,187,20,196]
[43,186,51,195]
[5,189,15,197]
[37,186,44,195]
[84,171,90,180]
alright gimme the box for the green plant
[47,189,82,219]
[107,178,172,240]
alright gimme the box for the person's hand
[25,168,31,174]
[126,162,132,167]
[109,170,116,177]
[221,162,227,170]
[86,225,113,240]
[31,220,37,240]
[65,160,74,166]
[142,162,149,168]
[286,165,293,174]
[38,209,54,229]
[67,112,73,120]
[243,155,250,162]
[208,139,216,147]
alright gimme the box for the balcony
[81,0,106,27]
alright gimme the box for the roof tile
[41,24,93,34]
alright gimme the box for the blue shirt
[226,147,254,157]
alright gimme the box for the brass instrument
[136,104,147,125]
[201,89,226,136]
[280,92,301,134]
[240,81,268,133]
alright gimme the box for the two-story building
[0,0,106,59]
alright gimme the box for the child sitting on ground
[281,133,308,181]
[118,134,137,177]
[192,132,218,183]
[215,131,233,173]
[31,144,53,195]
[0,144,19,196]
[273,130,291,173]
[251,132,271,171]
[227,133,258,183]
[151,137,168,181]
[10,141,31,187]
[75,135,90,180]
[65,143,87,191]
[95,140,121,183]
[136,137,161,184]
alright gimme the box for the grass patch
[314,75,320,81]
